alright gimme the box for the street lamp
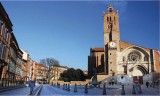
[110,69,115,85]
[122,56,129,76]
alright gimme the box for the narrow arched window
[109,8,112,12]
[107,17,109,22]
[110,17,111,21]
[144,56,148,61]
[123,56,125,61]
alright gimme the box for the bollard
[84,84,88,93]
[102,83,106,95]
[67,84,68,90]
[58,83,60,88]
[57,83,59,88]
[65,84,68,90]
[57,83,58,87]
[98,84,100,88]
[67,84,70,91]
[74,84,77,92]
[138,84,142,93]
[63,84,65,90]
[66,84,68,90]
[132,85,136,94]
[121,85,125,95]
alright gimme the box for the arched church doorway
[130,65,148,84]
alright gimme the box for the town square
[0,1,159,95]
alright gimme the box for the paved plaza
[0,84,159,95]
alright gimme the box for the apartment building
[0,3,23,87]
[50,66,68,81]
[33,63,47,84]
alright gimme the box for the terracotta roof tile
[92,48,104,52]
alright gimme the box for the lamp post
[123,59,128,75]
[91,68,98,87]
[152,70,155,87]
[110,69,115,85]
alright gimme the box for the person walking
[146,81,149,88]
[29,79,35,95]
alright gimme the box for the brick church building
[88,5,160,84]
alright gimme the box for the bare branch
[39,58,60,83]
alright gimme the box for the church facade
[88,5,160,84]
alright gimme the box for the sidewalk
[0,84,26,93]
[0,85,40,95]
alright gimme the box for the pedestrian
[156,81,159,85]
[111,81,114,85]
[146,81,149,88]
[29,79,35,95]
[149,81,152,87]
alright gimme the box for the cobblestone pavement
[0,85,39,95]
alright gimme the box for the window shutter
[0,21,3,36]
[0,20,2,35]
[1,24,5,36]
[2,45,6,60]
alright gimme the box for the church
[88,5,160,84]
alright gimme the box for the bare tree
[40,58,60,83]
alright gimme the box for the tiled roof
[92,48,104,52]
[120,40,151,50]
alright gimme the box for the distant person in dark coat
[146,81,149,88]
[111,81,114,85]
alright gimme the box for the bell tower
[104,5,120,45]
[103,5,120,75]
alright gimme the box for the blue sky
[2,1,159,70]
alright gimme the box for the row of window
[0,20,10,42]
[107,16,116,22]
[10,47,17,61]
[7,59,16,73]
[0,44,21,63]
[15,67,21,75]
[6,59,22,75]
[0,44,6,60]
[1,19,22,75]
[17,57,22,66]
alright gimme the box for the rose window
[128,51,141,61]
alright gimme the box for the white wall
[21,49,28,60]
